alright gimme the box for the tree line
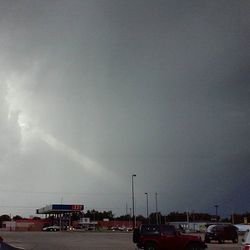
[1,211,250,225]
[75,210,250,224]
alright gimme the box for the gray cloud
[0,0,249,217]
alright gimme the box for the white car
[42,225,60,232]
[242,230,250,250]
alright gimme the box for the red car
[133,224,207,250]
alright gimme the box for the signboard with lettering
[71,205,83,210]
[37,204,84,214]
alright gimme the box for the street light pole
[214,205,219,220]
[145,192,149,223]
[132,174,136,229]
[155,192,158,224]
[129,208,131,228]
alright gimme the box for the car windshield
[161,225,176,236]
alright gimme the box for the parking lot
[0,231,242,250]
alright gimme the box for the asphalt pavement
[0,231,242,250]
[0,242,24,250]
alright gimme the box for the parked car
[133,224,207,250]
[242,230,250,250]
[205,224,238,243]
[66,226,75,231]
[42,225,60,232]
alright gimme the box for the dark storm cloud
[0,0,249,216]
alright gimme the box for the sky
[0,0,249,218]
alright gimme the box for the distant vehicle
[205,224,238,243]
[126,227,133,232]
[42,225,60,232]
[242,230,250,250]
[87,226,96,231]
[133,224,207,250]
[75,224,83,229]
[66,226,75,231]
[108,226,132,232]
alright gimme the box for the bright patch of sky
[0,0,249,217]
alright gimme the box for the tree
[71,212,83,221]
[13,215,22,221]
[84,210,114,221]
[165,212,187,222]
[33,217,41,220]
[149,212,163,224]
[189,213,212,222]
[231,212,250,224]
[115,214,130,221]
[136,215,146,223]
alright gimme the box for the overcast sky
[0,0,249,218]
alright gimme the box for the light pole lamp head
[132,174,136,177]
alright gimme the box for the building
[2,219,51,231]
[36,204,84,230]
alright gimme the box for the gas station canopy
[36,204,84,214]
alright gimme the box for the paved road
[0,242,25,250]
[0,231,242,250]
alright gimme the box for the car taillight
[243,245,250,250]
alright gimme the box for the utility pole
[214,205,219,218]
[155,192,158,224]
[192,210,195,232]
[129,208,131,228]
[145,193,149,223]
[232,212,235,224]
[132,174,136,229]
[186,211,190,231]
